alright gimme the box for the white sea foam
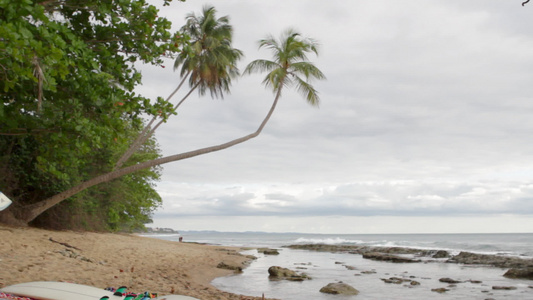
[291,236,531,258]
[294,237,364,245]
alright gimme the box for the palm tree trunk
[139,82,200,149]
[114,74,192,170]
[19,86,283,224]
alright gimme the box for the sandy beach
[0,225,268,300]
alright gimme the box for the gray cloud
[154,180,533,219]
[138,1,533,232]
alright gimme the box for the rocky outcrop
[286,244,446,259]
[492,286,517,290]
[268,266,311,281]
[432,250,450,258]
[286,244,425,255]
[381,277,406,284]
[439,277,462,284]
[447,252,533,269]
[216,262,243,272]
[344,265,357,270]
[286,244,533,269]
[363,252,421,263]
[319,282,359,295]
[431,288,449,293]
[381,277,420,285]
[258,248,280,255]
[503,267,533,280]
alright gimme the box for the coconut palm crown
[174,5,243,98]
[244,28,326,106]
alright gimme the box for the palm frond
[244,59,279,75]
[290,62,326,81]
[263,68,289,91]
[294,76,320,106]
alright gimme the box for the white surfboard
[0,281,123,300]
[153,296,200,300]
[0,192,12,211]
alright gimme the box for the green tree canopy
[0,0,185,229]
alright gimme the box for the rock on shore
[503,267,533,280]
[268,266,311,281]
[258,248,280,255]
[362,252,421,263]
[448,251,533,268]
[319,282,359,295]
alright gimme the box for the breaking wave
[294,237,366,245]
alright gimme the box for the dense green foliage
[0,0,185,230]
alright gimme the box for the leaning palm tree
[243,28,326,132]
[12,29,324,225]
[114,5,243,169]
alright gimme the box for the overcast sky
[137,0,533,234]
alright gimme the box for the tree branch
[114,74,193,170]
[49,237,82,251]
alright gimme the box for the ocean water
[145,232,533,299]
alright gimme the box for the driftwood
[49,237,82,251]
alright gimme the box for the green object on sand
[114,286,127,296]
[133,293,147,300]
